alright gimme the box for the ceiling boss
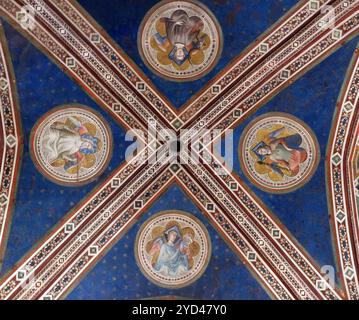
[138,0,223,81]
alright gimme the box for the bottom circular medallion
[135,211,211,288]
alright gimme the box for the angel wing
[49,121,77,135]
[148,237,163,256]
[268,127,285,140]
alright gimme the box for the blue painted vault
[0,0,358,300]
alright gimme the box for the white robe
[43,127,82,163]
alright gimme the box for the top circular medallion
[239,113,320,194]
[138,0,223,82]
[30,105,113,186]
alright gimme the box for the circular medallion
[239,113,320,193]
[30,105,113,186]
[135,211,211,288]
[138,0,223,82]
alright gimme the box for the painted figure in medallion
[240,113,319,193]
[44,116,101,174]
[139,0,222,81]
[31,106,112,186]
[146,222,199,277]
[136,211,211,288]
[151,10,210,70]
[251,126,308,178]
[151,9,210,70]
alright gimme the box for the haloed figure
[153,9,208,66]
[252,127,308,177]
[43,116,99,171]
[149,226,193,277]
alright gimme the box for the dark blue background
[0,0,357,299]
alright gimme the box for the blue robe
[154,242,189,276]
